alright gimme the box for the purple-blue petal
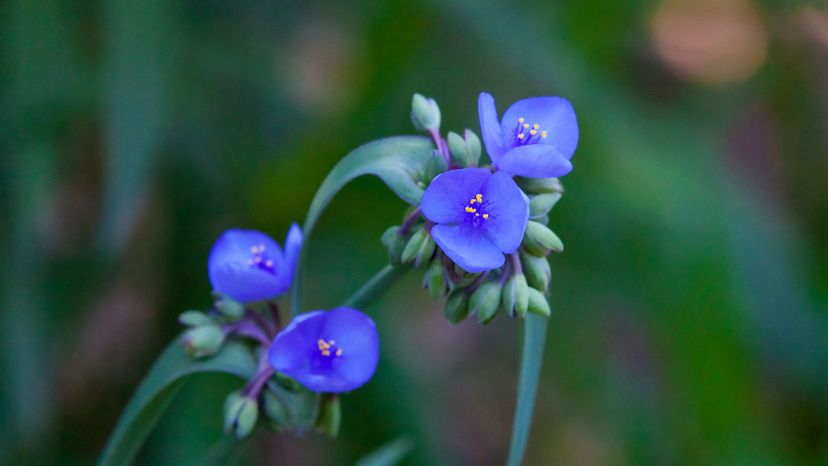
[478,92,506,161]
[278,223,303,287]
[422,168,490,224]
[268,307,379,393]
[500,96,579,159]
[495,144,574,178]
[208,229,289,303]
[431,223,505,272]
[480,172,529,253]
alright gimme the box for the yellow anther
[476,193,483,202]
[469,198,476,204]
[465,206,477,213]
[336,348,343,357]
[530,130,537,136]
[523,123,529,129]
[533,124,540,129]
[518,117,525,123]
[541,131,548,138]
[483,213,489,219]
[322,350,330,356]
[518,133,525,139]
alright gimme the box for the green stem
[506,313,549,466]
[342,264,409,309]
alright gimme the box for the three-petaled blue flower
[208,226,303,303]
[478,92,579,178]
[268,307,380,393]
[421,167,529,272]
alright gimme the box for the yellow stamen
[483,213,489,219]
[533,124,540,129]
[541,131,548,138]
[518,133,525,139]
[518,117,525,123]
[530,130,537,136]
[465,206,477,213]
[476,193,483,202]
[523,123,529,129]
[322,350,330,356]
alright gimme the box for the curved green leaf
[507,312,549,466]
[293,135,435,313]
[98,338,257,466]
[355,436,413,466]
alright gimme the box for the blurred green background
[2,0,827,464]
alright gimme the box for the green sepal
[522,221,564,256]
[183,325,225,358]
[178,310,211,327]
[444,288,470,324]
[470,282,502,324]
[411,93,441,132]
[401,227,426,265]
[415,234,436,268]
[514,176,563,194]
[527,288,551,317]
[223,391,259,440]
[424,262,446,299]
[529,193,562,219]
[502,274,529,318]
[214,294,245,320]
[447,129,482,168]
[381,226,406,265]
[521,253,551,292]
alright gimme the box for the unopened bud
[522,221,564,256]
[183,324,225,358]
[447,129,482,168]
[502,274,530,318]
[423,262,446,299]
[381,226,406,265]
[178,310,211,327]
[444,288,470,324]
[401,228,427,265]
[215,294,244,319]
[521,253,551,292]
[514,176,564,194]
[527,288,551,317]
[415,233,436,268]
[224,391,259,440]
[411,93,441,132]
[470,282,501,324]
[529,193,562,218]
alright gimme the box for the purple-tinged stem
[510,253,523,276]
[241,364,275,398]
[223,320,270,346]
[245,307,275,339]
[398,207,423,236]
[267,302,282,331]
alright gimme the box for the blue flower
[268,307,380,393]
[421,167,529,272]
[478,92,579,178]
[208,225,303,303]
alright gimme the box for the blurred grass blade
[98,339,257,466]
[343,265,409,309]
[355,436,413,466]
[293,136,435,313]
[99,0,172,252]
[507,313,549,466]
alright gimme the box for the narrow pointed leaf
[355,436,414,466]
[98,338,257,466]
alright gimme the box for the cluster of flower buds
[383,92,578,324]
[179,227,380,440]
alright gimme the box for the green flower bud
[533,215,549,226]
[411,93,441,132]
[178,310,211,327]
[529,192,562,219]
[215,294,245,319]
[521,253,551,292]
[224,391,259,440]
[381,226,406,265]
[262,389,290,432]
[401,228,427,265]
[424,151,448,183]
[514,176,564,194]
[470,282,501,324]
[502,274,530,318]
[527,288,551,317]
[424,262,446,299]
[183,324,225,358]
[415,234,436,268]
[444,288,470,324]
[447,129,482,168]
[316,394,341,438]
[522,221,564,256]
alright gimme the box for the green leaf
[98,338,257,466]
[293,135,435,313]
[355,436,414,466]
[507,312,549,466]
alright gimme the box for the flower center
[464,193,490,224]
[317,338,343,358]
[248,243,277,273]
[511,116,548,146]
